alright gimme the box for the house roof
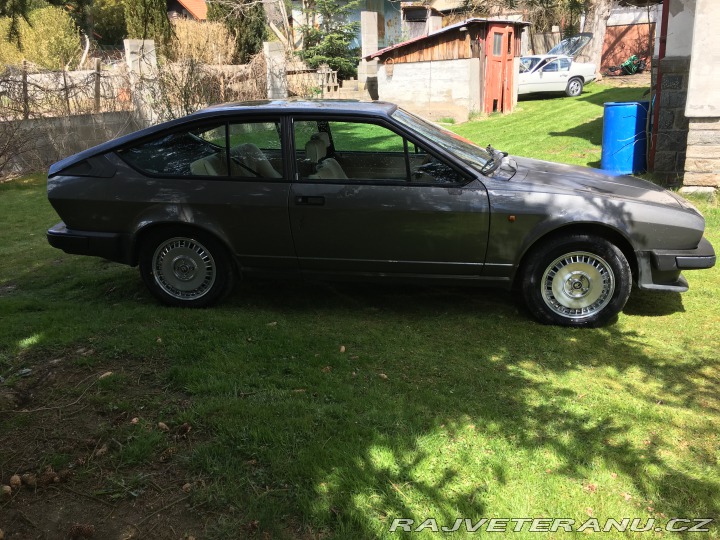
[176,0,207,20]
[364,17,530,60]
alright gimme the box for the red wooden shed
[365,18,530,118]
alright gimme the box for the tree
[90,0,126,47]
[583,0,615,78]
[1,0,31,44]
[0,5,81,68]
[124,0,174,56]
[297,0,361,81]
[207,0,267,64]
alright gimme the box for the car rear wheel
[566,77,584,97]
[139,228,235,307]
[521,234,631,327]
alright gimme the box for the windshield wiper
[480,145,508,175]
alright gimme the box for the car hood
[509,156,682,207]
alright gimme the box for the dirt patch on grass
[0,347,206,539]
[599,71,651,88]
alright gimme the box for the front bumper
[47,222,132,265]
[637,237,716,292]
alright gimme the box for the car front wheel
[566,77,584,97]
[139,229,235,307]
[521,235,631,327]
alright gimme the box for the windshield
[547,33,592,56]
[392,108,491,171]
[520,57,542,73]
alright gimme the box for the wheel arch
[512,223,638,290]
[130,221,238,275]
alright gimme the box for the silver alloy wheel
[568,79,583,96]
[541,251,615,319]
[152,237,216,301]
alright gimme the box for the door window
[293,119,464,185]
[493,33,503,57]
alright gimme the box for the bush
[90,0,127,47]
[170,19,235,65]
[0,7,82,69]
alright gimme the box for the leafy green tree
[298,0,361,81]
[90,0,126,47]
[124,0,174,56]
[207,0,267,64]
[0,5,81,68]
[1,0,31,44]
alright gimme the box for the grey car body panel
[47,100,715,295]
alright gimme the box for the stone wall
[684,119,720,187]
[651,56,690,184]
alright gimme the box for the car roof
[197,99,398,116]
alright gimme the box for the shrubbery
[169,19,236,65]
[0,6,81,69]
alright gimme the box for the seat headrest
[312,132,331,148]
[305,138,326,163]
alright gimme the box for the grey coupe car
[46,100,715,327]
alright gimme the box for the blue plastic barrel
[601,101,649,174]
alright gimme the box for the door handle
[295,195,325,206]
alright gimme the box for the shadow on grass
[171,278,716,536]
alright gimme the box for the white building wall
[666,0,696,57]
[686,0,720,117]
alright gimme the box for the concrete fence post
[263,42,288,99]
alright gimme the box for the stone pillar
[361,11,379,58]
[651,57,690,184]
[263,41,288,99]
[358,11,380,87]
[682,0,720,189]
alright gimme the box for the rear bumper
[636,237,716,292]
[47,222,132,265]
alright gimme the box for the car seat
[304,136,347,180]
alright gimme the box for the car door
[536,58,570,92]
[117,117,297,272]
[288,117,490,279]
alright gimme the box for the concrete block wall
[652,57,690,184]
[375,59,477,122]
[7,112,140,176]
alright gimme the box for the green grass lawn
[1,87,718,538]
[452,83,651,168]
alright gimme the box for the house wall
[375,58,480,122]
[651,0,694,184]
[684,0,720,187]
[665,0,695,56]
[601,23,655,71]
[607,4,661,60]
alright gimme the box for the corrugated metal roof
[365,17,530,60]
[177,0,207,20]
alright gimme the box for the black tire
[566,77,584,97]
[139,228,235,308]
[521,234,631,327]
